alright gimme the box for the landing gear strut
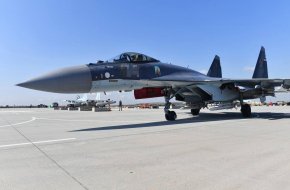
[241,104,251,118]
[164,91,177,121]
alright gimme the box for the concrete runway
[1,106,290,190]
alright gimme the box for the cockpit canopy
[107,52,159,63]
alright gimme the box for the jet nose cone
[17,65,92,93]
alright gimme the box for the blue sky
[1,0,290,105]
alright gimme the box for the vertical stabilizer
[252,46,268,78]
[96,93,101,101]
[207,55,222,78]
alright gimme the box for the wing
[150,72,290,104]
[151,72,290,89]
[151,46,289,103]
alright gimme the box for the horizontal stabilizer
[252,46,268,78]
[207,55,222,78]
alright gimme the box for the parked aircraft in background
[90,93,116,107]
[64,93,116,108]
[275,86,290,93]
[64,94,88,107]
[17,47,290,120]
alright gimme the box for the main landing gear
[190,108,200,116]
[164,93,177,121]
[241,104,251,118]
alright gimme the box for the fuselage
[88,61,206,92]
[17,49,290,121]
[17,52,240,102]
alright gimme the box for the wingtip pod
[207,55,222,78]
[252,46,268,79]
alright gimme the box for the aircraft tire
[241,104,251,118]
[165,111,177,121]
[191,108,200,115]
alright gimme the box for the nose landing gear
[164,91,177,121]
[165,111,177,121]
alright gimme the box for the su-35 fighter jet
[17,47,290,121]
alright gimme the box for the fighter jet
[17,47,290,121]
[64,93,116,108]
[93,93,116,107]
[64,94,88,107]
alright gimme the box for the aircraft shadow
[71,111,290,132]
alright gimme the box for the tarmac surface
[1,106,290,190]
